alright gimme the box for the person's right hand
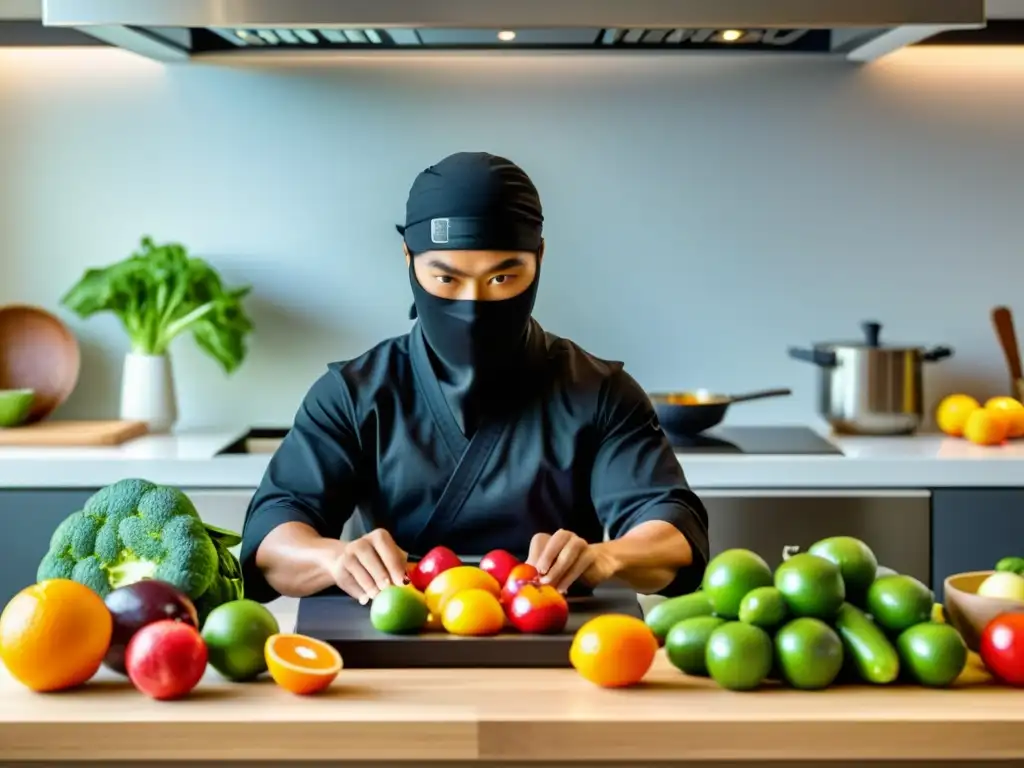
[328,528,408,604]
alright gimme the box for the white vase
[120,352,178,433]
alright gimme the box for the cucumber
[833,602,900,684]
[645,591,714,643]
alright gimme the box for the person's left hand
[526,529,617,593]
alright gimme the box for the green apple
[977,571,1024,601]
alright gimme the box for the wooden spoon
[991,306,1024,402]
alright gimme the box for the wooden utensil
[991,306,1024,402]
[0,420,147,446]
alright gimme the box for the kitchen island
[0,642,1021,764]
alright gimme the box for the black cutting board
[295,587,644,668]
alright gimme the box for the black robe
[240,319,710,602]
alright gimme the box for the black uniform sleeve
[240,367,364,603]
[590,367,710,598]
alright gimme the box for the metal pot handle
[923,346,954,362]
[788,347,838,367]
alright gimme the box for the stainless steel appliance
[39,0,984,63]
[787,321,953,436]
[696,490,932,587]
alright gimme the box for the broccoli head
[37,478,218,600]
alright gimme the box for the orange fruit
[265,633,342,695]
[0,579,113,692]
[935,394,981,437]
[423,566,500,615]
[441,589,505,636]
[985,397,1024,438]
[570,614,658,688]
[963,408,1010,446]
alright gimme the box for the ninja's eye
[491,274,514,285]
[435,275,455,284]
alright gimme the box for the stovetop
[667,426,842,455]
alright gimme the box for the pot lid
[815,321,927,350]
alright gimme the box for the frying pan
[648,388,793,438]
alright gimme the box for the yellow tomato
[441,589,505,636]
[424,565,500,615]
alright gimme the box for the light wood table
[1,647,1023,765]
[2,599,1024,765]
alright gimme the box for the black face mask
[408,260,539,378]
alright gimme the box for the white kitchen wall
[1,46,1022,430]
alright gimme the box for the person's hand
[328,528,408,604]
[526,529,617,593]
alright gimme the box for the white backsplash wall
[1,46,1023,430]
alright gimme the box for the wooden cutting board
[0,420,148,446]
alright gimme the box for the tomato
[501,563,540,605]
[409,546,462,592]
[480,549,520,588]
[423,565,501,616]
[441,589,505,636]
[980,612,1024,686]
[507,584,568,634]
[570,614,658,688]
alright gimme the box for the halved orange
[264,633,342,695]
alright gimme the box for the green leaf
[59,235,254,369]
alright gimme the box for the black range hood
[40,0,986,63]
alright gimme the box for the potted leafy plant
[61,236,254,433]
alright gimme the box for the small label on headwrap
[431,218,450,244]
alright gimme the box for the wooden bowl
[0,304,80,423]
[944,570,1024,652]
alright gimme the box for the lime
[702,549,773,620]
[896,622,967,687]
[201,599,280,682]
[664,616,725,676]
[866,575,933,634]
[738,586,788,630]
[370,585,429,635]
[774,553,845,620]
[774,617,844,690]
[705,621,773,691]
[996,556,1024,576]
[808,536,878,602]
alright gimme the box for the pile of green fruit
[646,537,968,691]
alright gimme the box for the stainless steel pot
[788,321,953,435]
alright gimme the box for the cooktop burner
[668,426,842,455]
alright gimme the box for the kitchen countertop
[3,425,1024,490]
[0,595,1020,764]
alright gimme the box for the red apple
[480,549,520,588]
[126,620,208,700]
[501,563,540,605]
[409,546,462,592]
[103,580,199,675]
[507,584,569,634]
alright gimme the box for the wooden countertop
[1,650,1023,763]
